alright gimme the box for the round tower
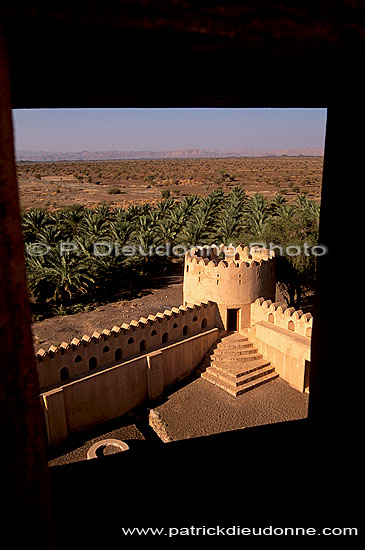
[183,244,275,331]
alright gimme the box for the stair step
[220,332,247,337]
[215,343,254,353]
[220,337,249,344]
[212,348,257,358]
[234,372,279,396]
[210,358,271,378]
[197,357,270,377]
[197,332,278,397]
[221,332,247,341]
[205,364,276,387]
[201,371,279,397]
[212,353,263,365]
[216,339,249,347]
[217,338,252,344]
[216,345,254,352]
[208,359,271,379]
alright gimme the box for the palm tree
[295,194,311,210]
[169,206,190,233]
[226,186,247,204]
[193,191,224,238]
[109,219,135,246]
[58,205,86,239]
[154,218,179,248]
[215,216,243,244]
[269,193,287,215]
[138,203,154,217]
[272,204,295,220]
[147,209,161,227]
[179,194,201,211]
[80,210,111,242]
[125,204,142,221]
[112,206,137,224]
[243,194,272,237]
[37,224,64,245]
[181,218,210,247]
[296,195,321,221]
[95,203,112,220]
[215,187,247,243]
[134,215,157,250]
[155,198,176,218]
[27,249,94,303]
[21,208,52,243]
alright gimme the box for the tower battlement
[185,244,275,268]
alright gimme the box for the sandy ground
[48,420,146,467]
[17,156,323,210]
[32,275,184,352]
[48,372,308,467]
[149,375,309,442]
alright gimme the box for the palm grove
[21,188,321,320]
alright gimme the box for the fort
[36,244,312,446]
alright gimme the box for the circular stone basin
[87,438,129,460]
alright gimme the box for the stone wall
[248,298,312,392]
[41,328,219,446]
[36,301,217,390]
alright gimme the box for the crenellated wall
[250,297,313,337]
[248,298,313,392]
[183,244,276,330]
[36,301,217,391]
[41,327,219,446]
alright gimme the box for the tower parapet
[183,244,275,330]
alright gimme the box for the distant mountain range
[16,147,324,162]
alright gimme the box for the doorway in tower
[227,308,240,331]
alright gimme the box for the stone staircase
[197,331,278,397]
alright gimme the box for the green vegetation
[22,190,321,320]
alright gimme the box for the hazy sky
[12,108,327,152]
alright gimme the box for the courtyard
[48,369,308,467]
